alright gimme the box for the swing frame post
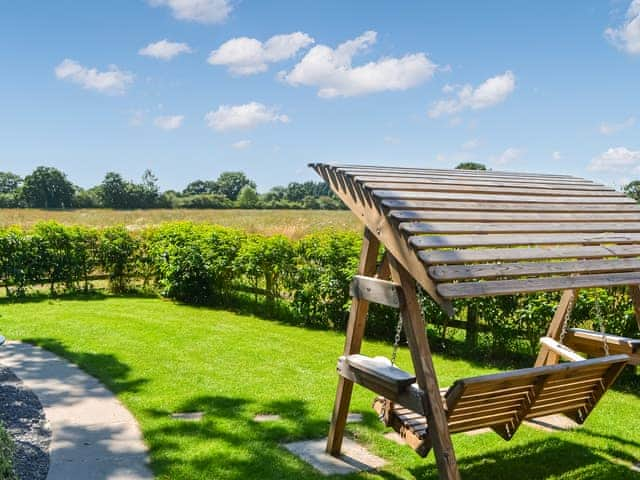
[326,227,380,456]
[389,255,460,480]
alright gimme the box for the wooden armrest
[540,337,585,362]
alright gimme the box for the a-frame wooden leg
[535,289,578,367]
[628,285,640,331]
[326,228,380,456]
[389,255,460,480]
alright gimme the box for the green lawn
[0,295,638,479]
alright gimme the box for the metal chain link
[558,294,575,344]
[390,313,403,366]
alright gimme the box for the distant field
[0,209,360,238]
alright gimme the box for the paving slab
[0,341,153,480]
[525,414,580,432]
[253,414,281,423]
[283,437,386,476]
[171,412,204,421]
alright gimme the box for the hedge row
[1,222,637,353]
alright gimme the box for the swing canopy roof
[311,163,640,315]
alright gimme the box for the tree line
[0,167,344,210]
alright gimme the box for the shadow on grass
[19,337,147,395]
[0,289,159,306]
[142,395,362,480]
[412,436,637,480]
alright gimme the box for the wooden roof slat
[363,182,619,197]
[373,190,634,204]
[352,174,611,191]
[436,271,640,298]
[419,245,640,265]
[343,169,598,186]
[382,199,640,213]
[390,210,640,223]
[409,232,640,249]
[400,222,640,235]
[335,164,581,180]
[429,258,640,281]
[312,163,640,301]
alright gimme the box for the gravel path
[0,366,50,480]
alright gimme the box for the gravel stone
[0,366,50,480]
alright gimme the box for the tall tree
[183,179,218,196]
[236,185,259,208]
[21,166,75,208]
[455,162,487,170]
[215,171,256,200]
[99,172,129,209]
[0,172,22,194]
[624,180,640,202]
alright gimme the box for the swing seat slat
[369,354,628,456]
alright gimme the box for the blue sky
[1,0,639,192]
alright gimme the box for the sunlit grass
[0,295,638,479]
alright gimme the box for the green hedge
[1,222,637,354]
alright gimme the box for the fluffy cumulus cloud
[231,139,252,149]
[281,31,437,98]
[491,147,523,166]
[148,0,231,24]
[139,40,192,60]
[54,59,134,95]
[208,32,314,75]
[599,116,636,135]
[154,115,184,130]
[205,102,289,131]
[605,0,640,54]
[428,71,516,118]
[589,147,640,173]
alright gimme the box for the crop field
[0,209,359,238]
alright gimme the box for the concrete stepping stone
[253,414,281,422]
[171,412,204,421]
[0,341,153,480]
[283,437,385,476]
[524,414,580,432]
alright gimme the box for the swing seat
[340,353,629,457]
[564,328,640,365]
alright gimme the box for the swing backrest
[444,354,628,438]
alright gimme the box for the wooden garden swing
[311,163,640,480]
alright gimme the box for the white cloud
[205,102,289,131]
[148,0,231,24]
[491,147,523,166]
[599,116,636,135]
[552,151,563,160]
[383,136,400,144]
[589,146,640,173]
[208,32,314,75]
[428,71,516,118]
[282,31,437,98]
[55,59,133,95]
[605,0,640,54]
[139,39,192,61]
[231,140,252,149]
[154,115,184,130]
